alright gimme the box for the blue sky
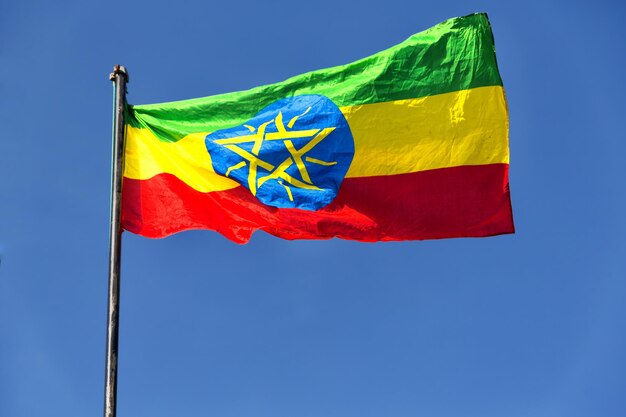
[1,1,625,416]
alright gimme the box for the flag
[122,13,514,243]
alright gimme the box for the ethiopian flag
[122,13,514,243]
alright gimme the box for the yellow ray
[225,161,246,177]
[305,157,337,166]
[287,106,312,128]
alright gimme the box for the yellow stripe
[343,86,509,177]
[124,86,509,193]
[123,129,238,192]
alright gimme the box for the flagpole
[105,64,128,417]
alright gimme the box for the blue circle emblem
[206,95,354,210]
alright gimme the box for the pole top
[109,65,129,82]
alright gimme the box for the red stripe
[122,164,514,243]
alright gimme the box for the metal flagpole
[105,64,128,417]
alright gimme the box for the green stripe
[128,13,503,142]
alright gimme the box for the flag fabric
[122,13,514,243]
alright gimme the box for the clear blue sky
[1,1,625,416]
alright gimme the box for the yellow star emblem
[212,107,337,201]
